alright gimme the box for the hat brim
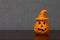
[35,18,48,21]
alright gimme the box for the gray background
[0,0,59,30]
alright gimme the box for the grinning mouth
[38,28,46,31]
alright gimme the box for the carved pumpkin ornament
[34,9,50,34]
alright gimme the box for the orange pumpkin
[34,9,50,34]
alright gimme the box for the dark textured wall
[0,0,60,30]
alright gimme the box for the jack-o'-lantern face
[34,20,50,34]
[33,9,50,34]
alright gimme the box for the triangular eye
[39,21,41,24]
[43,22,45,24]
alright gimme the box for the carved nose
[41,25,43,27]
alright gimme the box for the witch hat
[35,9,48,21]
